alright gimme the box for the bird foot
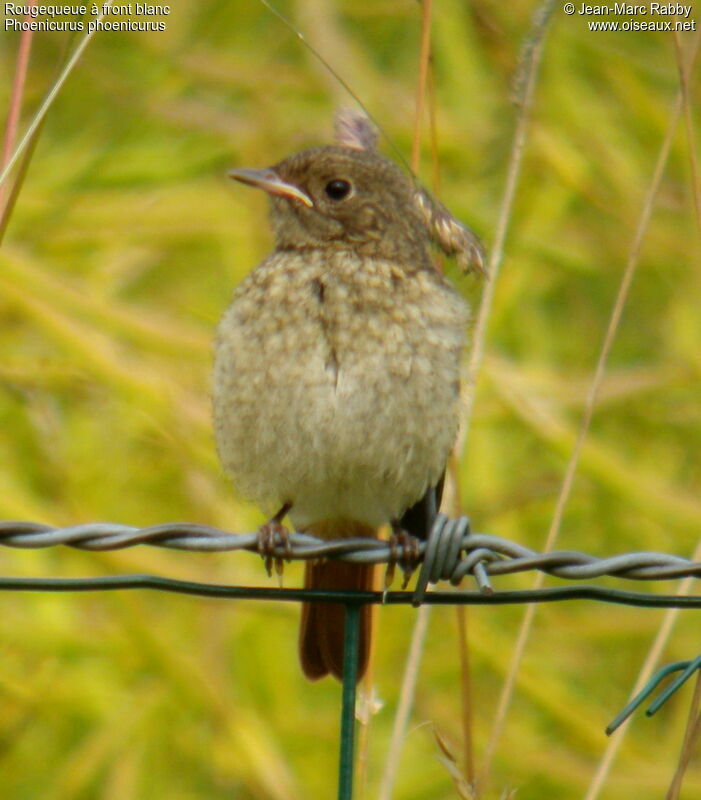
[257,507,292,581]
[385,525,422,590]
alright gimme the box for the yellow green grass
[1,1,700,797]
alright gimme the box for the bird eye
[324,179,352,201]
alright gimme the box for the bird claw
[385,526,422,589]
[256,519,292,581]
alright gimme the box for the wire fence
[1,515,700,607]
[2,513,700,799]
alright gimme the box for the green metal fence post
[338,602,361,800]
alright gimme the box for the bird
[213,110,482,682]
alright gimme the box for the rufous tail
[298,522,376,683]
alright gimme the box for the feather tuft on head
[334,108,379,151]
[413,187,486,276]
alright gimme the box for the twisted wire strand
[1,518,700,589]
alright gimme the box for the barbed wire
[2,518,699,734]
[2,516,700,578]
[1,515,700,606]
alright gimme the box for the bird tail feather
[298,521,376,682]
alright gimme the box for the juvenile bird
[213,112,480,682]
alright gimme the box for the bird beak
[228,168,313,208]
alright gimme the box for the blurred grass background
[1,1,700,798]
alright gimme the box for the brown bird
[213,111,481,682]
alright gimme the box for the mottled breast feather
[213,248,467,529]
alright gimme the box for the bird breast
[213,249,468,529]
